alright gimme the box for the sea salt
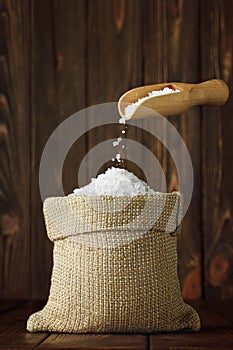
[110,88,180,164]
[112,131,126,163]
[116,153,121,162]
[73,167,157,196]
[119,117,126,124]
[113,137,122,147]
[124,87,180,118]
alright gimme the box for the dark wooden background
[0,0,232,301]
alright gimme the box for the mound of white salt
[124,87,180,118]
[73,167,157,196]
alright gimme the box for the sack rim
[44,191,182,203]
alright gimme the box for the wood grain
[0,300,24,314]
[0,0,30,299]
[142,0,202,299]
[200,0,233,299]
[0,301,233,349]
[150,300,233,350]
[37,334,147,350]
[210,301,233,324]
[167,0,203,301]
[85,0,143,182]
[0,301,48,348]
[30,0,87,299]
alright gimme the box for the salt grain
[116,153,121,162]
[124,87,180,118]
[119,117,126,124]
[113,137,122,147]
[73,167,157,196]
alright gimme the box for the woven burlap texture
[27,192,200,333]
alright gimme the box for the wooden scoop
[118,79,229,120]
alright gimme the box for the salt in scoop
[118,79,229,120]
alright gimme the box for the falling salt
[111,125,126,162]
[124,87,180,118]
[119,117,126,124]
[73,167,157,196]
[113,137,122,147]
[112,87,180,163]
[116,153,121,162]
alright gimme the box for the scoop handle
[189,79,229,107]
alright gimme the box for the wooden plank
[85,0,143,182]
[140,0,169,219]
[150,301,233,350]
[0,300,24,315]
[0,301,48,349]
[37,334,147,350]
[0,0,30,298]
[200,0,233,299]
[30,0,86,299]
[166,0,202,301]
[210,301,233,324]
[86,0,142,105]
[0,302,232,350]
[142,0,202,299]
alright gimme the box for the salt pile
[73,167,157,196]
[124,87,180,118]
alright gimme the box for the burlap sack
[27,192,200,333]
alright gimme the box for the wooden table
[0,300,233,349]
